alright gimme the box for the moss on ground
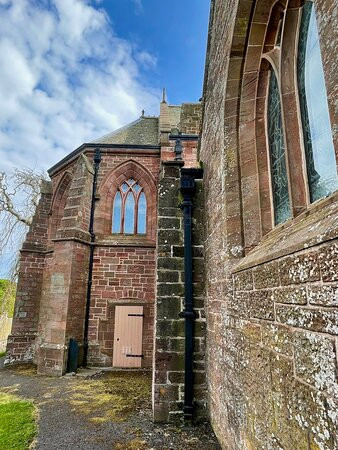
[4,364,37,377]
[68,371,152,424]
[0,390,37,450]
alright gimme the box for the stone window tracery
[112,178,147,234]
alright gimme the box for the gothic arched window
[112,179,147,234]
[297,1,338,202]
[267,69,291,225]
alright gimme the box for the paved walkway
[0,363,220,450]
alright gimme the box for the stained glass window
[297,1,338,202]
[268,69,292,225]
[112,178,147,234]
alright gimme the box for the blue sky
[0,0,210,173]
[0,0,210,277]
[102,0,210,105]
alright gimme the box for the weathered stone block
[156,320,185,337]
[274,286,307,305]
[194,320,206,336]
[307,284,338,307]
[192,282,204,297]
[158,229,183,245]
[162,164,181,179]
[231,292,250,319]
[262,324,293,357]
[287,380,337,450]
[253,261,279,288]
[153,402,170,423]
[172,246,184,257]
[157,297,182,320]
[157,244,172,256]
[234,270,253,291]
[318,242,338,281]
[154,352,184,371]
[294,331,337,394]
[279,252,320,285]
[192,258,204,276]
[158,217,181,230]
[276,305,338,335]
[158,181,181,208]
[250,290,274,320]
[157,271,180,283]
[157,257,184,271]
[168,371,184,384]
[192,246,204,258]
[158,207,181,218]
[169,338,185,353]
[157,283,184,297]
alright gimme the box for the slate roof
[91,116,159,146]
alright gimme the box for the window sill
[233,190,338,273]
[96,235,156,248]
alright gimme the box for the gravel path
[0,363,220,450]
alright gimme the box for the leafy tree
[0,279,15,318]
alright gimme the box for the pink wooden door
[113,306,143,368]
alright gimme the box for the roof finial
[141,109,145,117]
[162,87,167,103]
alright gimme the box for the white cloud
[0,0,160,173]
[132,0,143,14]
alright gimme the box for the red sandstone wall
[87,150,160,367]
[36,155,93,375]
[89,246,156,367]
[6,183,52,364]
[161,140,199,168]
[200,0,338,448]
[98,151,160,186]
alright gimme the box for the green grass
[0,351,5,358]
[0,392,37,450]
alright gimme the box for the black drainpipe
[180,167,203,421]
[82,148,101,367]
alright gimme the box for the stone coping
[233,192,338,272]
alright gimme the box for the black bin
[66,338,79,373]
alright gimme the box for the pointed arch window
[297,1,338,202]
[267,69,291,225]
[112,179,147,234]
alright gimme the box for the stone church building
[6,0,338,448]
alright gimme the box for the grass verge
[0,391,37,450]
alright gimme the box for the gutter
[82,148,101,367]
[48,143,160,176]
[169,134,199,142]
[179,167,204,421]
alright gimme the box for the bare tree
[0,168,48,280]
